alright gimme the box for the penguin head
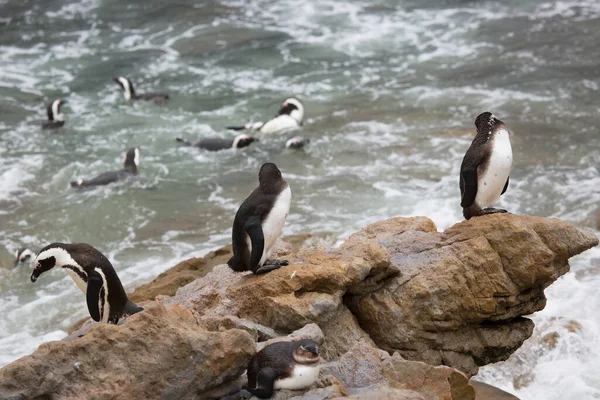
[14,247,35,268]
[285,136,310,149]
[31,243,76,282]
[258,162,283,187]
[232,134,257,149]
[475,112,505,134]
[47,99,66,122]
[277,98,304,125]
[292,339,320,365]
[123,147,140,174]
[113,77,135,101]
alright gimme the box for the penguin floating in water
[228,163,291,275]
[14,247,36,268]
[285,136,310,149]
[175,133,257,151]
[246,339,321,399]
[31,242,143,324]
[71,147,139,189]
[459,112,513,220]
[113,77,169,103]
[41,99,66,130]
[227,98,304,135]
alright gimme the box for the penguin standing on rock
[459,112,513,220]
[246,339,321,399]
[175,133,257,151]
[42,99,66,130]
[228,163,291,275]
[113,77,169,103]
[227,98,304,135]
[31,242,143,324]
[71,147,139,189]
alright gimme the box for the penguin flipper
[248,367,278,399]
[501,176,509,195]
[86,271,103,322]
[460,167,478,208]
[245,215,265,273]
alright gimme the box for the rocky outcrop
[0,302,255,399]
[0,214,596,399]
[164,214,597,376]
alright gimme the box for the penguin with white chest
[227,98,304,135]
[175,133,257,151]
[228,163,291,275]
[113,76,169,103]
[41,99,66,130]
[71,147,139,189]
[246,339,321,399]
[30,242,143,324]
[460,112,513,220]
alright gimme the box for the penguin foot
[479,208,508,216]
[254,263,283,275]
[265,259,289,267]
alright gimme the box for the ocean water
[1,0,599,398]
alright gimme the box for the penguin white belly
[259,115,299,134]
[64,268,87,294]
[274,365,320,390]
[95,268,110,323]
[475,129,512,209]
[259,185,291,265]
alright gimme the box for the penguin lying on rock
[246,339,321,399]
[31,242,143,324]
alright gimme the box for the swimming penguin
[41,99,66,130]
[31,242,143,324]
[175,134,257,151]
[113,77,169,103]
[459,112,513,220]
[14,247,35,268]
[285,137,310,149]
[227,163,291,275]
[227,98,304,135]
[70,147,139,189]
[247,339,321,399]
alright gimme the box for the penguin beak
[30,267,41,282]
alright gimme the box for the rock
[470,380,519,399]
[0,302,255,399]
[3,214,596,398]
[345,214,598,375]
[164,214,597,377]
[343,387,426,400]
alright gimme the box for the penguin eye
[22,254,31,260]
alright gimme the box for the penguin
[41,99,66,130]
[227,98,304,135]
[30,242,143,324]
[175,134,257,151]
[227,163,291,275]
[246,339,321,399]
[113,77,169,103]
[285,137,310,149]
[459,112,513,220]
[71,147,139,189]
[14,247,36,268]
